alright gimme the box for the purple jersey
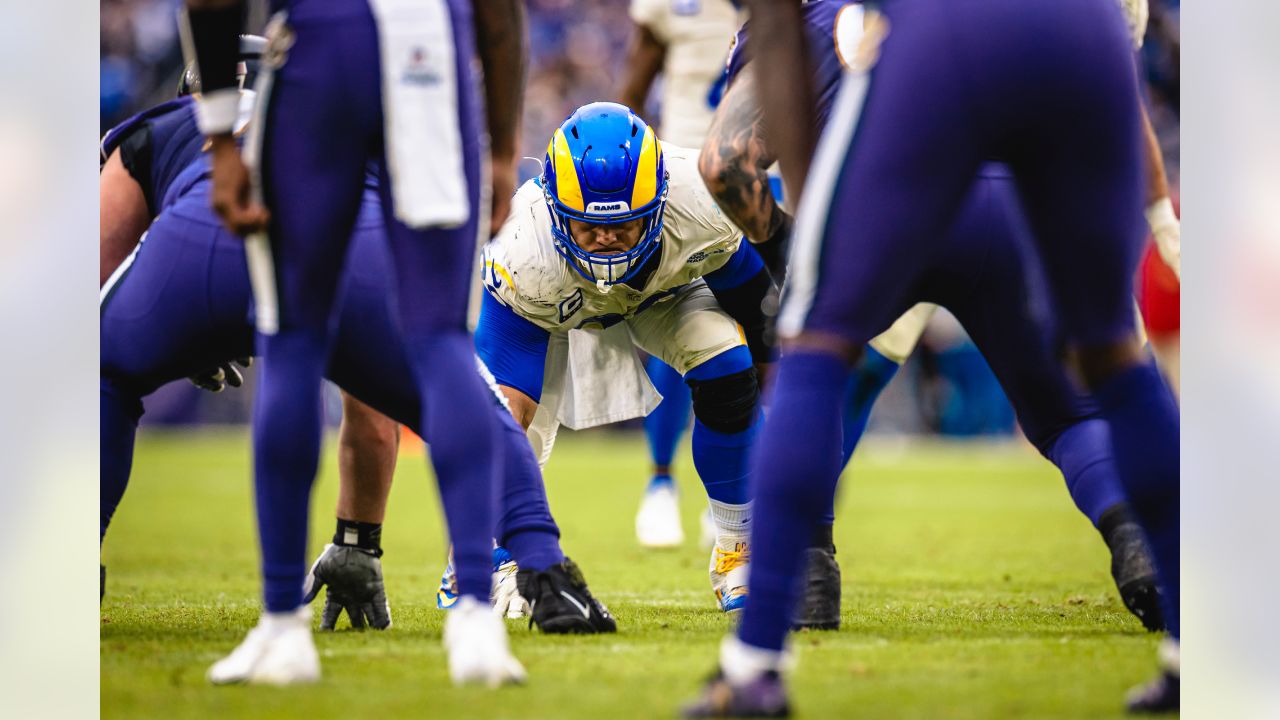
[724,0,850,130]
[101,97,206,216]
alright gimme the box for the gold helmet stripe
[630,126,659,209]
[550,128,585,212]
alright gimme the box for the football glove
[188,357,252,393]
[303,543,392,630]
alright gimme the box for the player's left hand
[303,544,392,630]
[188,357,252,393]
[489,153,518,237]
[209,135,270,236]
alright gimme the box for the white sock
[720,634,785,686]
[708,499,751,538]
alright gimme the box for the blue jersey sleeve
[704,241,765,291]
[475,290,551,403]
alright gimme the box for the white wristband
[195,88,241,135]
[1144,197,1178,235]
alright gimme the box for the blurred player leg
[990,0,1181,665]
[637,355,690,548]
[208,9,381,686]
[370,1,516,684]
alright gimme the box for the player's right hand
[302,544,392,631]
[209,135,270,236]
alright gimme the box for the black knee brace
[686,367,760,434]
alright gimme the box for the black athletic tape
[184,3,245,96]
[686,367,760,434]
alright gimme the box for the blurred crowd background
[100,0,1180,439]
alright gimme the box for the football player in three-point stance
[476,102,775,615]
[618,0,746,552]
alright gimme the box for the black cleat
[682,670,791,718]
[792,546,840,630]
[1100,504,1165,632]
[1126,671,1179,714]
[516,557,617,634]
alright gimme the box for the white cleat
[208,606,320,686]
[636,482,685,548]
[443,597,527,687]
[710,535,751,613]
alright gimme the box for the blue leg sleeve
[644,355,691,484]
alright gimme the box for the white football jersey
[629,0,744,147]
[481,145,743,333]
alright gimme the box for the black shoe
[1100,504,1165,632]
[792,546,840,630]
[516,557,617,634]
[682,670,791,718]
[1126,671,1179,714]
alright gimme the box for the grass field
[101,428,1160,719]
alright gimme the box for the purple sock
[414,333,502,601]
[1043,417,1127,527]
[495,412,563,572]
[1094,360,1180,639]
[738,351,849,651]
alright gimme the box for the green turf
[102,429,1159,719]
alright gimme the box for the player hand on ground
[303,543,392,630]
[491,557,529,619]
[188,357,252,393]
[209,135,270,236]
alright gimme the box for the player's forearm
[743,0,816,202]
[473,0,528,162]
[336,392,399,524]
[1139,101,1170,205]
[618,26,666,113]
[699,68,782,244]
[499,385,539,430]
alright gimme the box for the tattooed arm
[698,66,792,275]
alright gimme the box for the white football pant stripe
[778,68,871,338]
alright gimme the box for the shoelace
[714,545,749,575]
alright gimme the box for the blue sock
[495,412,563,573]
[739,352,849,652]
[412,332,502,601]
[644,355,691,481]
[101,378,144,543]
[1093,359,1180,639]
[252,330,329,613]
[692,418,758,505]
[1043,418,1126,527]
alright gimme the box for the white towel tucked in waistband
[368,0,470,229]
[525,327,663,467]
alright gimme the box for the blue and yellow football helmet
[542,102,670,287]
